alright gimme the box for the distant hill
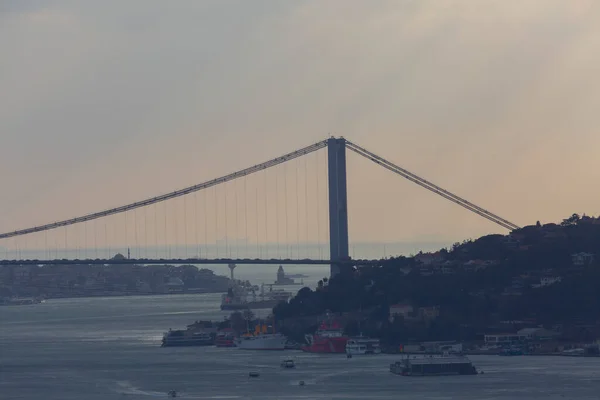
[273,214,600,342]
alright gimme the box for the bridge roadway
[0,258,380,267]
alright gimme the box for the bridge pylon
[327,137,350,277]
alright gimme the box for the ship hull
[161,339,213,347]
[220,300,280,310]
[302,337,348,353]
[390,356,478,376]
[215,340,236,347]
[235,334,287,350]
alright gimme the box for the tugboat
[390,353,478,376]
[280,357,296,369]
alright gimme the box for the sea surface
[1,264,599,400]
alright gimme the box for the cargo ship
[302,319,348,353]
[389,354,478,376]
[220,284,291,310]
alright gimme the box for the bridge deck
[0,258,379,266]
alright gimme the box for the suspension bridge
[0,137,520,276]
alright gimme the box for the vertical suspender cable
[134,208,138,258]
[234,180,239,259]
[124,211,128,259]
[264,169,268,258]
[214,186,218,258]
[304,155,309,259]
[84,221,88,259]
[295,158,300,259]
[244,176,249,258]
[144,206,148,258]
[203,189,207,258]
[173,199,178,259]
[224,183,229,258]
[275,167,280,259]
[75,223,79,259]
[105,219,109,259]
[284,162,289,258]
[255,186,259,258]
[64,226,68,259]
[184,195,188,259]
[195,192,199,258]
[94,219,98,259]
[163,200,168,258]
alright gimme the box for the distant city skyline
[1,1,599,250]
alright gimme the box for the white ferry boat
[346,336,381,355]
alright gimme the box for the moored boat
[346,336,381,355]
[302,319,348,353]
[235,323,286,350]
[235,333,287,350]
[215,329,236,347]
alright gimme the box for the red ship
[301,320,348,353]
[215,329,236,347]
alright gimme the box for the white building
[389,304,413,322]
[484,333,528,346]
[572,252,595,266]
[532,276,562,288]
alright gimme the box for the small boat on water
[280,357,296,369]
[0,297,44,306]
[390,353,478,376]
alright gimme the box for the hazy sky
[1,0,599,251]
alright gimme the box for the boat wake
[114,381,243,399]
[115,381,169,397]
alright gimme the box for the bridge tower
[327,137,350,277]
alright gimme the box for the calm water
[1,266,599,399]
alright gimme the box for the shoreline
[1,289,226,304]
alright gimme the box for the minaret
[228,263,236,281]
